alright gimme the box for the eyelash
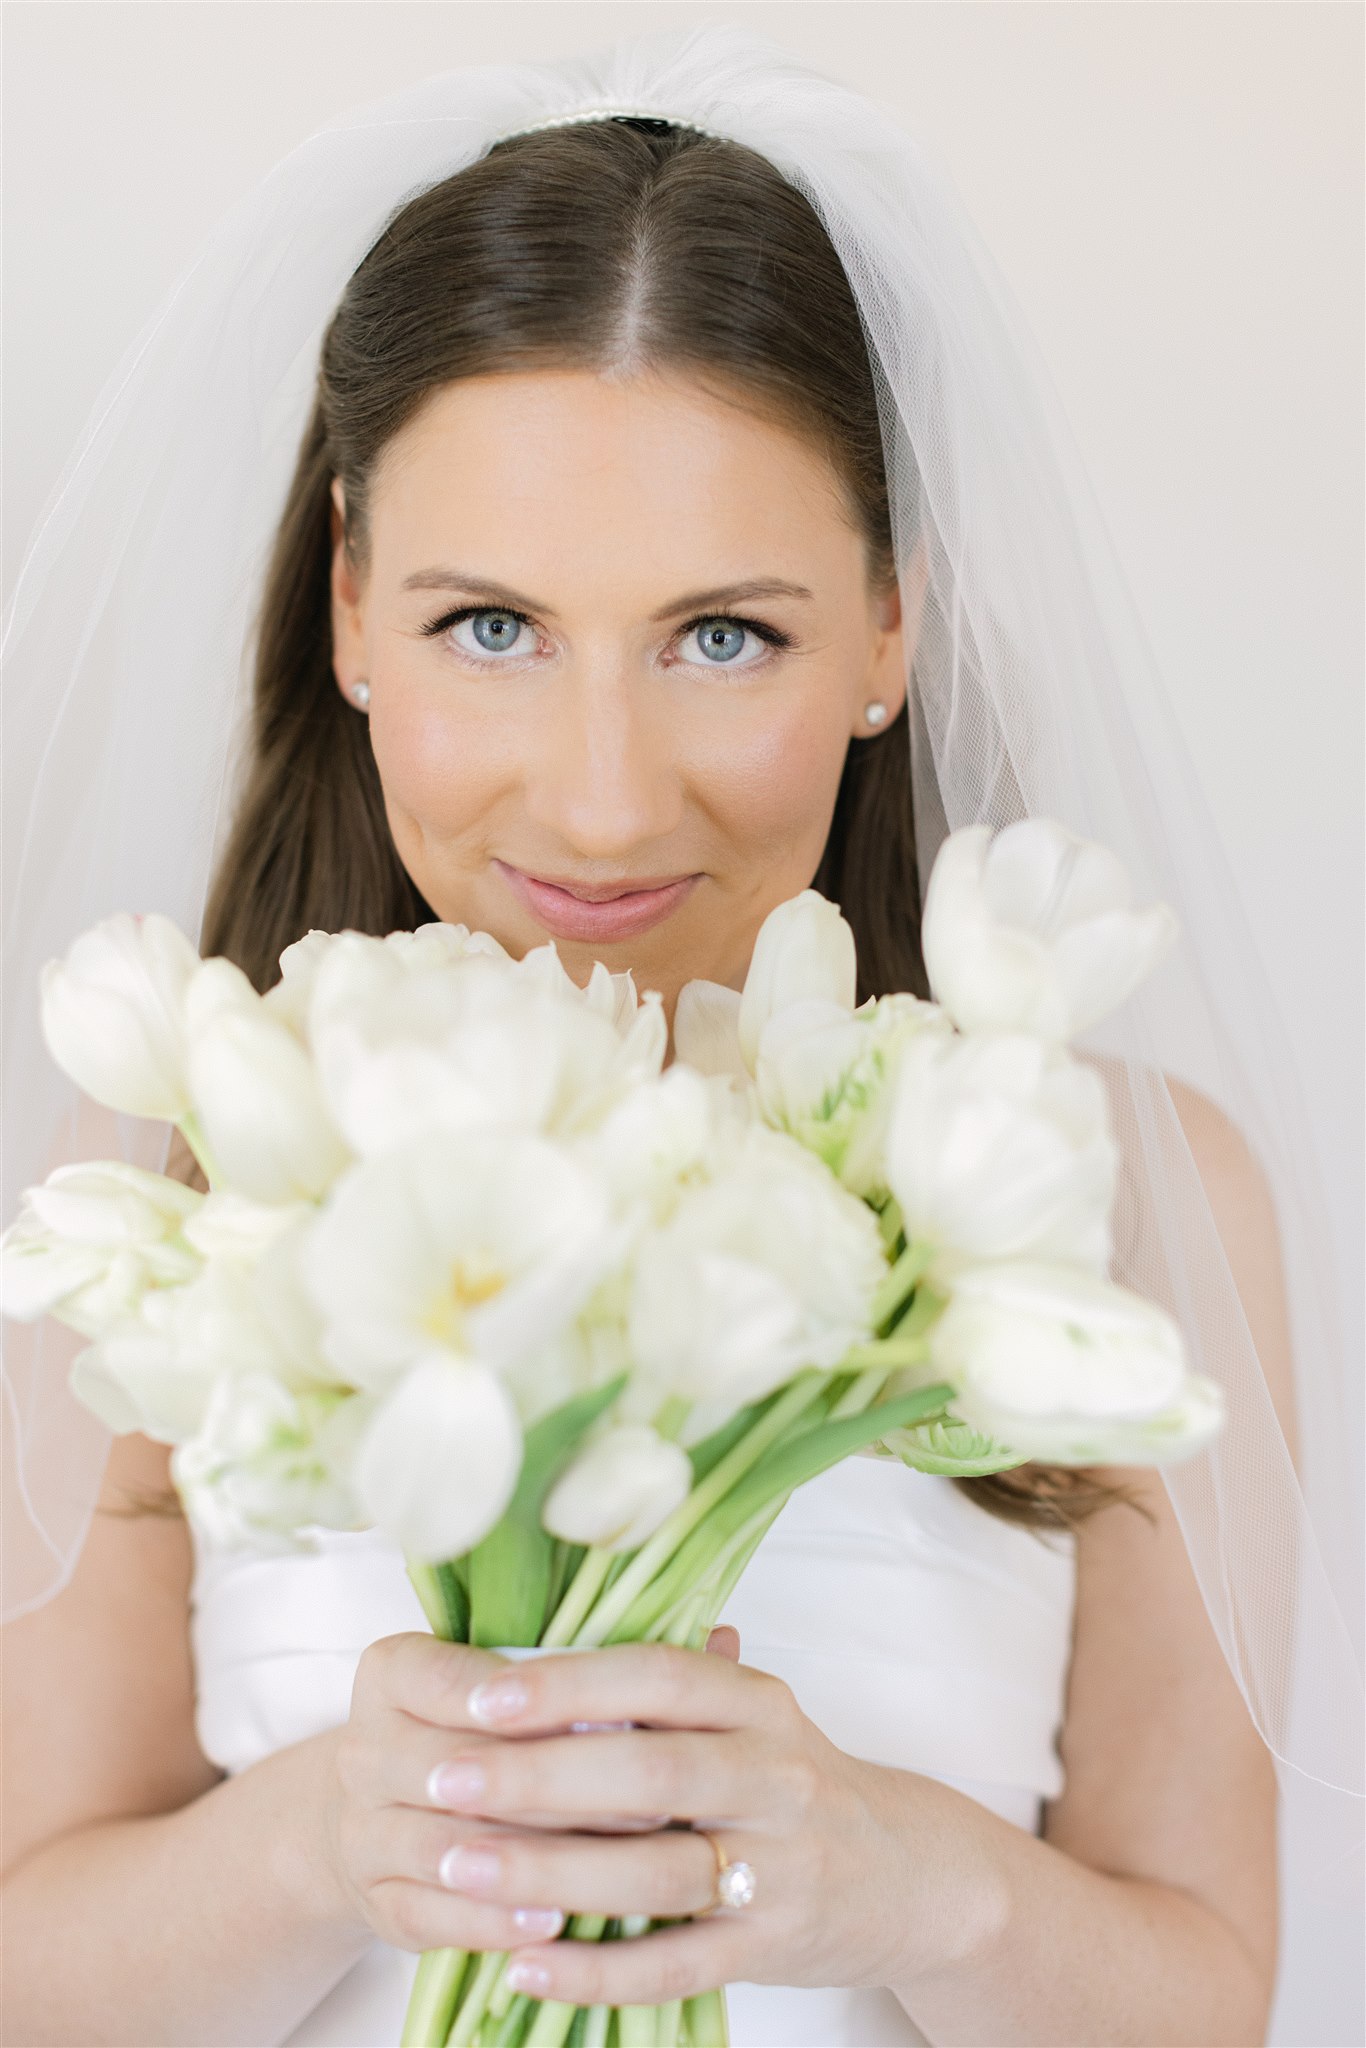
[418,602,794,670]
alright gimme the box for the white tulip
[262,929,338,1037]
[186,963,351,1204]
[69,1317,222,1441]
[180,1188,312,1263]
[581,959,653,1036]
[923,1259,1201,1458]
[350,1351,523,1562]
[299,1129,622,1391]
[311,942,664,1158]
[756,990,950,1198]
[176,1201,330,1392]
[542,1424,693,1551]
[627,1125,885,1418]
[39,911,203,1118]
[0,1161,202,1330]
[921,820,1179,1041]
[170,1373,367,1551]
[885,1031,1117,1279]
[159,1247,299,1385]
[575,1064,746,1231]
[737,891,858,1073]
[385,922,511,972]
[672,979,748,1081]
[269,923,512,1040]
[1017,1375,1226,1467]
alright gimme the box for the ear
[855,529,930,739]
[329,477,367,698]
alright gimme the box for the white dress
[189,1452,1077,2048]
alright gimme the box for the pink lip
[495,860,700,943]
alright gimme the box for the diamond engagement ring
[696,1829,757,1913]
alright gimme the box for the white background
[4,6,1362,2042]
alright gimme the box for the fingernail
[512,1907,564,1938]
[438,1844,500,1890]
[506,1959,552,1994]
[428,1759,486,1807]
[468,1676,529,1724]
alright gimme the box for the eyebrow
[399,568,817,622]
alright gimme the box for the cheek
[685,692,850,858]
[370,690,515,845]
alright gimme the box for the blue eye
[676,618,769,668]
[446,607,533,661]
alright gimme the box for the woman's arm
[1,1427,373,2047]
[879,1457,1277,2045]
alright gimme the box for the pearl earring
[864,699,888,728]
[351,679,371,710]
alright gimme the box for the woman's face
[330,368,924,1022]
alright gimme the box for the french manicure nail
[428,1759,486,1807]
[438,1844,499,1890]
[506,1958,552,1994]
[512,1907,564,1938]
[468,1675,529,1724]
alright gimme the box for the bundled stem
[400,1262,953,2048]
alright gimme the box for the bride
[2,26,1358,2047]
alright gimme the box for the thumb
[705,1624,741,1662]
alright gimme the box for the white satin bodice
[189,1453,1077,2047]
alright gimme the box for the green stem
[541,1546,617,1648]
[824,1365,890,1419]
[405,1559,452,1638]
[491,1992,536,2045]
[651,1394,691,1441]
[869,1238,933,1332]
[568,1373,829,1647]
[614,2011,658,2048]
[659,1585,712,1647]
[646,1501,777,1644]
[838,1335,928,1372]
[449,1951,508,2046]
[875,1194,905,1254]
[682,1988,729,2047]
[522,1998,582,2048]
[400,1947,473,2048]
[654,2001,683,2046]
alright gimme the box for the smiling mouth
[494,860,701,943]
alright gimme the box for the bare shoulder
[1040,1065,1291,2016]
[1,1426,224,1883]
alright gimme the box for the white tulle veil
[3,16,1360,2000]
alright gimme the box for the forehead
[368,368,860,594]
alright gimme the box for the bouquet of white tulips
[1,818,1223,2048]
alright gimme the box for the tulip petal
[542,1424,693,1550]
[738,893,857,1071]
[673,980,747,1080]
[354,1353,523,1562]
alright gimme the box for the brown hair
[151,117,1140,1542]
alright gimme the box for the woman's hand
[319,1633,587,1957]
[420,1635,991,2009]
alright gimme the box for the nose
[521,660,684,863]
